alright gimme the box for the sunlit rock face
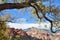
[26,28,60,40]
[26,27,51,40]
[6,27,60,40]
[6,28,42,40]
[7,28,28,36]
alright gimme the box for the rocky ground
[26,27,60,40]
[7,27,60,40]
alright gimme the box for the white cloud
[7,22,50,30]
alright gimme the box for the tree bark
[0,3,31,11]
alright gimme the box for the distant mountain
[24,27,50,33]
[6,22,60,40]
[24,27,60,35]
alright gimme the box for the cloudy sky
[0,0,60,30]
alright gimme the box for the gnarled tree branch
[0,3,31,11]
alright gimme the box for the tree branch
[44,15,57,33]
[0,3,31,11]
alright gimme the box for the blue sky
[0,0,60,23]
[1,7,38,23]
